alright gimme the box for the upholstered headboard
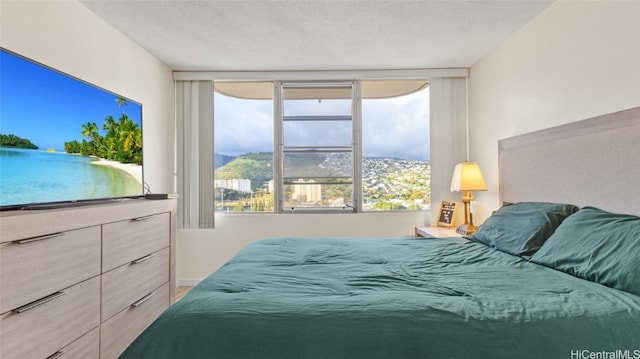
[498,106,640,216]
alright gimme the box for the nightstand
[414,226,463,238]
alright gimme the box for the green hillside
[215,152,431,211]
[215,152,343,190]
[215,152,273,191]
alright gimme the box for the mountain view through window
[214,81,430,212]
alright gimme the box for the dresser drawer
[102,247,170,321]
[0,276,101,359]
[100,282,170,359]
[0,226,101,314]
[48,327,100,359]
[102,212,170,272]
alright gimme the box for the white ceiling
[81,0,552,72]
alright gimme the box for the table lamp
[450,161,487,235]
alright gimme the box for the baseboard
[177,279,202,287]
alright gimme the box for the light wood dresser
[0,198,176,359]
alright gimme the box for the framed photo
[437,201,457,228]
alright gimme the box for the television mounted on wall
[0,48,145,211]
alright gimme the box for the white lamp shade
[450,162,487,192]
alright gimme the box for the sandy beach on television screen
[91,158,142,184]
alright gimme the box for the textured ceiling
[81,0,552,72]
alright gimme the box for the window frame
[212,76,434,215]
[274,81,362,213]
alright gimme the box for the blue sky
[214,86,430,161]
[0,50,142,151]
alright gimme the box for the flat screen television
[0,48,144,211]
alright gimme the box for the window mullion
[273,81,284,213]
[352,80,362,212]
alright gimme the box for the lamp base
[455,224,478,236]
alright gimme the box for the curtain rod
[173,68,469,81]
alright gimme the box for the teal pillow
[469,202,579,256]
[531,207,640,296]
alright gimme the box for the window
[213,82,274,212]
[279,82,356,211]
[361,81,430,211]
[213,80,430,213]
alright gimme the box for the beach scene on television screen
[0,49,143,207]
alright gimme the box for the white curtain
[176,80,215,228]
[428,77,468,225]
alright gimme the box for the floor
[176,286,193,301]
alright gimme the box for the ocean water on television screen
[0,147,140,206]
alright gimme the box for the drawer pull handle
[132,252,157,264]
[13,291,65,313]
[13,232,65,244]
[132,292,156,308]
[132,215,155,222]
[47,351,64,359]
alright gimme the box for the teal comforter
[121,237,640,358]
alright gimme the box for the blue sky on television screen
[1,50,141,151]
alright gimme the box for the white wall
[468,1,640,221]
[0,1,175,193]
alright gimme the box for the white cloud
[214,86,430,161]
[214,94,273,155]
[362,88,430,160]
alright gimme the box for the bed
[121,107,640,359]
